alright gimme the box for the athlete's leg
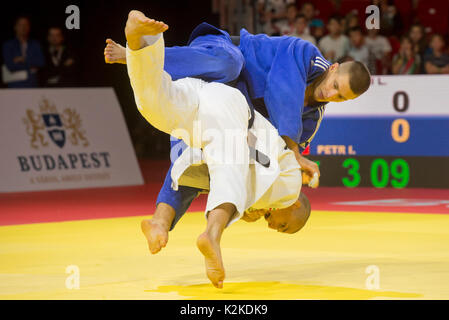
[156,149,202,230]
[197,202,236,288]
[111,21,243,232]
[104,33,244,82]
[148,34,245,236]
[164,34,243,82]
[125,10,201,139]
[141,202,174,254]
[125,10,204,254]
[141,163,200,254]
[194,82,251,288]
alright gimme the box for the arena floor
[1,161,448,300]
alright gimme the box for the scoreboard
[307,75,449,189]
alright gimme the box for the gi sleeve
[263,38,316,145]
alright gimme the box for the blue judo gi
[157,23,330,230]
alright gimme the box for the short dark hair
[299,192,311,221]
[348,26,363,35]
[295,13,306,21]
[301,1,315,9]
[400,35,412,45]
[301,1,314,8]
[14,15,31,25]
[48,26,64,33]
[291,192,311,234]
[409,23,424,32]
[328,14,343,25]
[341,61,371,96]
[430,33,445,43]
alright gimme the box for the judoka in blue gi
[104,12,371,256]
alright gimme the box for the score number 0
[342,91,412,188]
[391,91,410,143]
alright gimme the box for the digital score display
[308,156,449,189]
[307,75,449,189]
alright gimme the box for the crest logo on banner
[23,98,89,149]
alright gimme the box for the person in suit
[2,16,44,88]
[40,26,78,87]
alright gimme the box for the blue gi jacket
[185,23,330,151]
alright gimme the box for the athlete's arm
[242,209,265,222]
[282,135,320,186]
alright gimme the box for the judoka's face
[264,201,307,234]
[314,64,358,103]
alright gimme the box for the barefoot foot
[197,232,225,288]
[141,219,169,254]
[104,39,126,64]
[125,10,168,50]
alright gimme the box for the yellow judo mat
[1,210,449,299]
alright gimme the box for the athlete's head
[313,61,371,103]
[264,193,311,234]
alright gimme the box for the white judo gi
[126,33,302,226]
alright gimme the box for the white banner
[0,88,144,192]
[325,75,449,116]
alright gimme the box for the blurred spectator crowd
[214,0,449,75]
[2,16,79,88]
[3,1,449,89]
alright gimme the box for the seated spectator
[300,1,316,34]
[392,36,421,74]
[424,34,449,74]
[257,0,295,35]
[318,15,350,63]
[348,26,376,74]
[365,28,392,74]
[310,19,325,43]
[40,26,78,87]
[275,3,298,35]
[291,14,316,45]
[377,0,403,37]
[409,23,427,57]
[2,15,44,88]
[342,11,360,34]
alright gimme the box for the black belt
[228,36,270,168]
[247,99,271,168]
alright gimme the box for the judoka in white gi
[125,10,310,288]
